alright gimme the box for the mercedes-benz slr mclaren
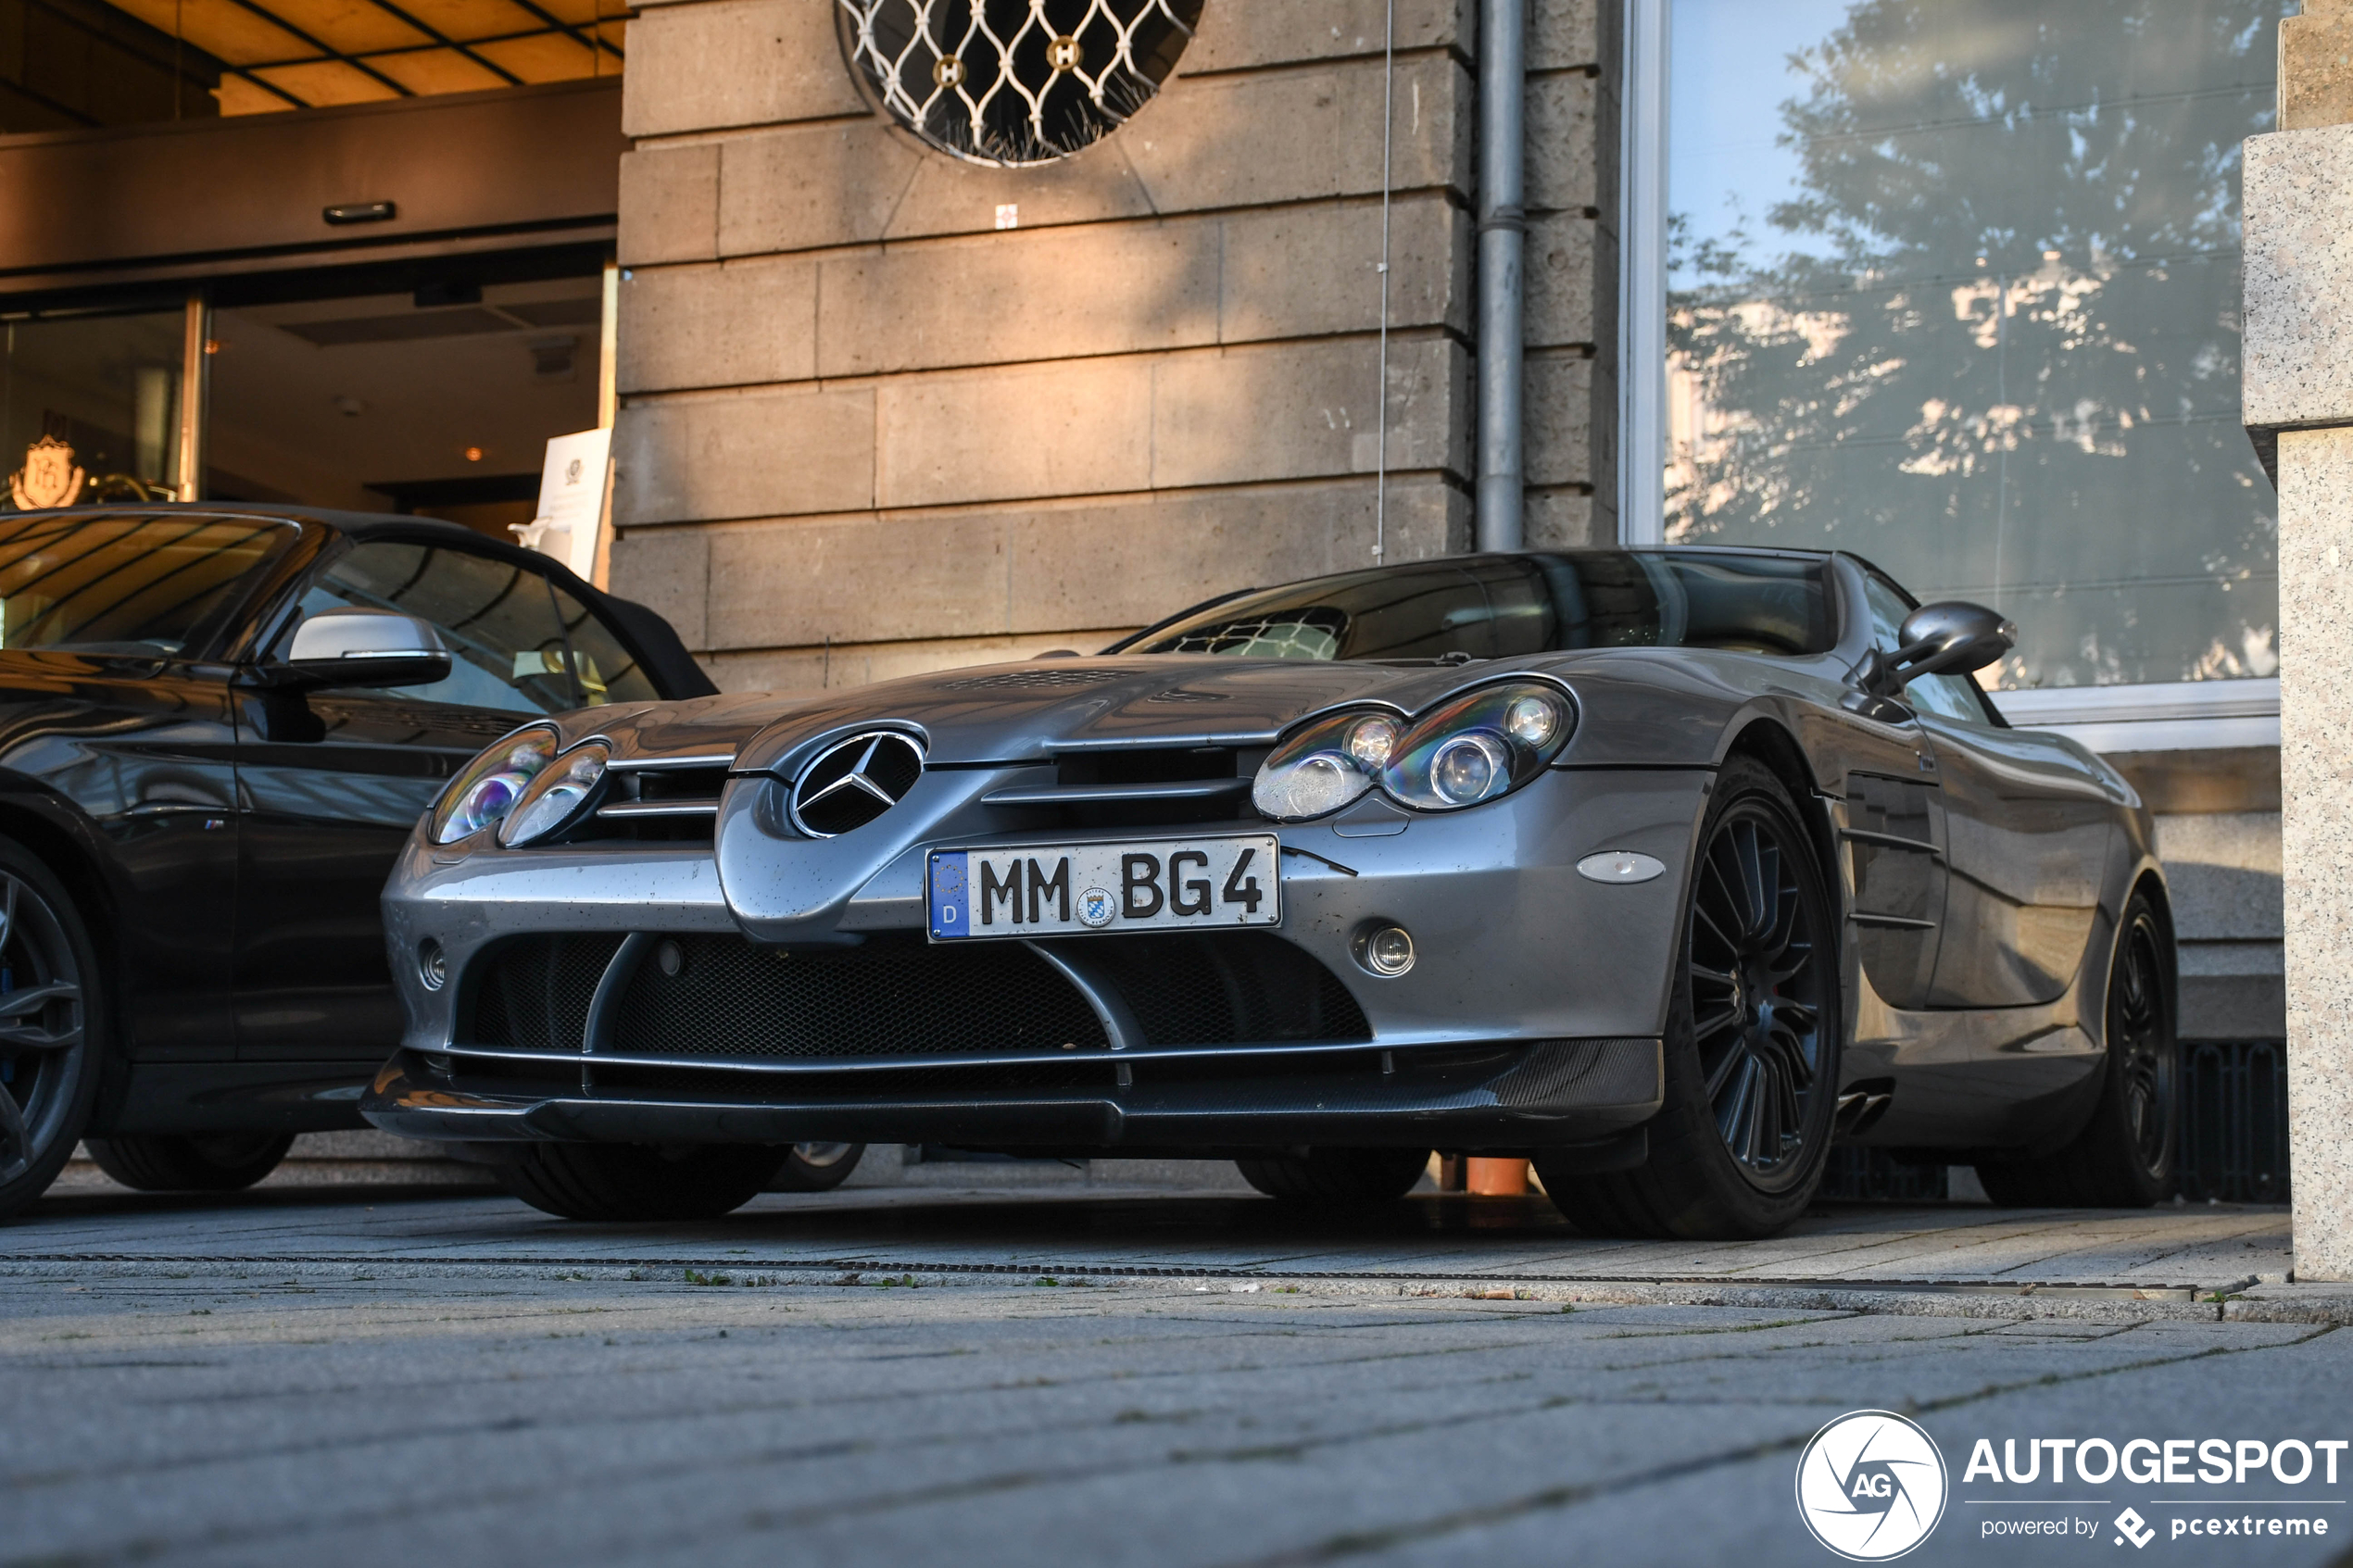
[363,547,2177,1238]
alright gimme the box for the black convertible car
[0,504,711,1220]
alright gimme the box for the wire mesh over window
[837,0,1202,167]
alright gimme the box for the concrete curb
[6,1254,2333,1323]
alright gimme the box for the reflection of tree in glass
[1667,0,2288,687]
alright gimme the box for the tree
[1667,0,2286,686]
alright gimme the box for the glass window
[1666,0,2292,689]
[1,311,190,505]
[205,274,602,538]
[549,583,661,707]
[1128,552,1833,662]
[296,542,576,715]
[0,512,287,655]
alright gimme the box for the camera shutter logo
[1794,1410,1949,1561]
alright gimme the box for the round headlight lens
[432,727,556,845]
[1504,693,1562,748]
[1430,734,1506,804]
[497,743,610,847]
[1345,715,1400,769]
[1255,752,1361,820]
[1251,709,1395,821]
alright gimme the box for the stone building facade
[606,0,1617,691]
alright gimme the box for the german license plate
[927,835,1280,941]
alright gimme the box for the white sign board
[513,426,611,582]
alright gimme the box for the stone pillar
[2246,0,2353,1281]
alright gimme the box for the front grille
[609,935,1111,1060]
[459,929,1368,1063]
[568,764,728,845]
[464,933,625,1052]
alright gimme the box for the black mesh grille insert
[464,933,626,1053]
[1072,931,1371,1047]
[462,930,1368,1064]
[608,935,1111,1060]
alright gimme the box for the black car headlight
[431,726,557,845]
[497,742,610,847]
[1252,681,1573,822]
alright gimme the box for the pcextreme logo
[1796,1411,1952,1561]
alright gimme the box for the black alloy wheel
[0,843,101,1222]
[1540,757,1840,1239]
[1976,894,2176,1208]
[1688,807,1828,1186]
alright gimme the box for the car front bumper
[368,767,1704,1151]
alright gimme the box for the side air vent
[789,731,925,837]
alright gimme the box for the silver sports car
[363,547,2175,1238]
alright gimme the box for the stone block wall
[607,0,1615,693]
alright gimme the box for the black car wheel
[0,842,102,1223]
[1541,758,1840,1239]
[84,1133,295,1193]
[496,1142,787,1222]
[1236,1148,1430,1203]
[768,1141,866,1192]
[1975,893,2176,1208]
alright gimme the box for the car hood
[583,657,1546,774]
[563,648,1772,776]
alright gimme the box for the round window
[837,0,1204,168]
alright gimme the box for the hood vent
[940,668,1126,690]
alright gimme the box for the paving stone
[0,1185,2340,1568]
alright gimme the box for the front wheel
[1541,757,1841,1240]
[1236,1148,1429,1203]
[0,842,103,1223]
[1976,892,2176,1208]
[85,1133,294,1193]
[496,1143,787,1222]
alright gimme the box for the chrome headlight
[432,726,556,845]
[497,742,610,847]
[1252,682,1573,822]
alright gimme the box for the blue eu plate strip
[928,852,969,940]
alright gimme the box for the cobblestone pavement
[5,1171,2349,1567]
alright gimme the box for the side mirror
[1862,600,2014,699]
[267,608,453,689]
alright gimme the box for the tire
[495,1142,786,1222]
[1975,892,2176,1208]
[768,1141,865,1192]
[1541,757,1842,1240]
[1235,1148,1429,1203]
[0,838,105,1223]
[84,1133,294,1193]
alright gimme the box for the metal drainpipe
[1476,0,1527,553]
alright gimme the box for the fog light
[417,937,447,991]
[1363,924,1415,977]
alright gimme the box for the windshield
[1125,551,1835,661]
[0,512,291,657]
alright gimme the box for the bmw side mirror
[262,608,453,690]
